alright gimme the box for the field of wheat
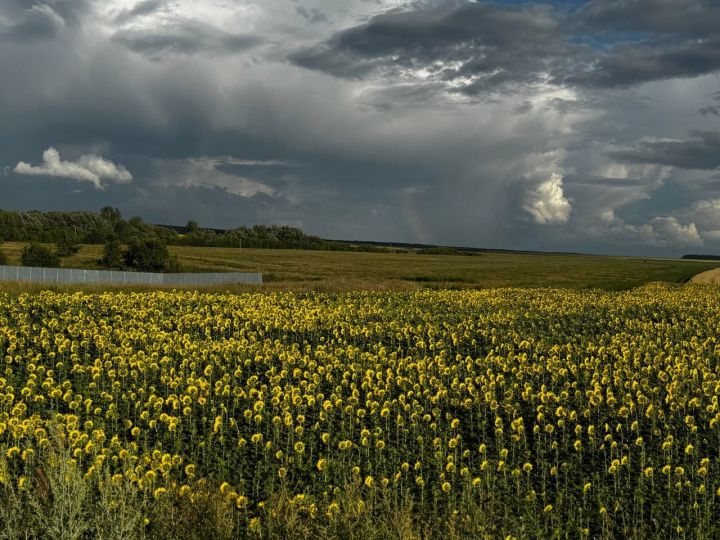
[2,285,720,538]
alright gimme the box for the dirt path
[691,268,720,284]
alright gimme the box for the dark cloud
[114,0,168,24]
[114,20,262,58]
[355,82,450,112]
[0,0,93,35]
[575,0,720,38]
[291,0,720,93]
[513,101,533,115]
[0,2,67,41]
[699,105,720,116]
[2,0,720,256]
[290,2,570,91]
[611,131,720,170]
[699,90,720,116]
[295,6,329,24]
[0,170,302,232]
[563,39,720,88]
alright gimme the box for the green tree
[100,206,123,229]
[100,238,125,269]
[0,237,7,265]
[123,238,169,272]
[20,244,60,268]
[56,233,81,257]
[186,220,199,233]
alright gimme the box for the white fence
[0,265,262,286]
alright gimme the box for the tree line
[0,207,409,273]
[0,207,336,249]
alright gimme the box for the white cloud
[218,156,300,167]
[676,199,720,231]
[579,209,702,248]
[647,216,703,247]
[153,156,277,197]
[657,199,720,245]
[13,147,132,189]
[594,161,671,183]
[522,172,571,224]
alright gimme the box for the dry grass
[691,268,720,284]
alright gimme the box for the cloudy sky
[1,0,719,255]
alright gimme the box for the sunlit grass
[1,242,716,293]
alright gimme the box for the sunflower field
[1,284,720,538]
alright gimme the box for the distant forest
[682,254,720,260]
[0,207,348,250]
[0,208,488,255]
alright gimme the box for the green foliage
[683,254,720,260]
[0,437,145,540]
[178,224,331,250]
[56,237,82,257]
[0,206,472,255]
[0,209,112,243]
[20,243,60,267]
[99,238,125,270]
[148,485,235,540]
[165,254,182,273]
[123,238,169,272]
[0,453,433,540]
[0,208,172,246]
[100,206,123,231]
[0,207,352,251]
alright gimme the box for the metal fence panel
[0,265,262,286]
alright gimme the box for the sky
[1,0,719,255]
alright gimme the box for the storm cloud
[290,2,573,93]
[0,0,92,41]
[2,0,720,256]
[611,131,720,170]
[291,0,720,93]
[114,21,263,58]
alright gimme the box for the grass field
[1,242,717,293]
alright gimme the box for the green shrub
[99,238,125,270]
[20,243,60,268]
[165,254,182,273]
[123,238,169,272]
[56,238,81,257]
